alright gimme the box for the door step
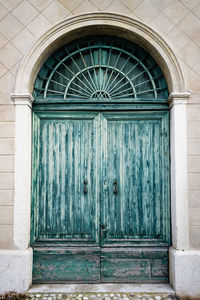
[28,284,175,299]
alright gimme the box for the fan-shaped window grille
[33,36,168,102]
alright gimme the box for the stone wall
[0,0,200,250]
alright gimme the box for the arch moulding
[14,12,185,95]
[10,12,191,294]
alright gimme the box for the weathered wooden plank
[33,247,100,283]
[151,258,169,278]
[31,113,40,244]
[101,259,151,282]
[33,103,169,111]
[101,247,168,259]
[101,248,169,283]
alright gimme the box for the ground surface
[28,292,176,300]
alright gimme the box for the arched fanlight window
[33,36,168,102]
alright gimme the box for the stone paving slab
[28,292,177,300]
[28,284,176,300]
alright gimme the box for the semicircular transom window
[33,36,169,102]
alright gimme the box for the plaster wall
[0,0,200,296]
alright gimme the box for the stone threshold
[28,284,175,300]
[29,284,174,294]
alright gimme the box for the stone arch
[14,13,185,96]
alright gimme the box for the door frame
[11,13,190,290]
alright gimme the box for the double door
[31,110,170,283]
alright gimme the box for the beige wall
[187,95,200,249]
[0,0,200,249]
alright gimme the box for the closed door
[31,110,170,283]
[100,112,170,282]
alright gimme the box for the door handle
[83,179,88,194]
[101,224,106,230]
[113,179,117,194]
[100,224,107,240]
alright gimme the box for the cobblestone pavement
[28,293,177,300]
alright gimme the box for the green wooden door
[32,110,170,283]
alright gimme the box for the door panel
[31,111,101,282]
[32,111,100,245]
[33,247,100,283]
[101,247,169,283]
[101,111,170,246]
[31,110,170,283]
